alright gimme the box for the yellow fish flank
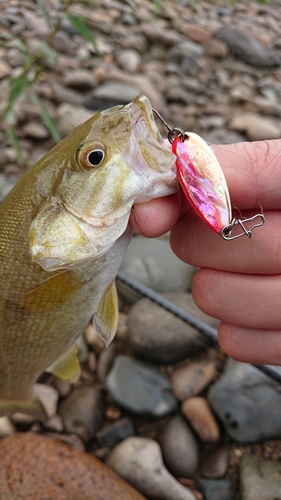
[0,95,178,417]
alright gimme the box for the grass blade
[65,14,99,53]
[36,0,52,28]
[30,93,61,143]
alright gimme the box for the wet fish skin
[0,95,178,417]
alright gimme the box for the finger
[171,209,281,274]
[192,268,281,330]
[129,192,182,237]
[212,139,281,209]
[218,323,281,365]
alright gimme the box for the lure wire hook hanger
[152,107,265,240]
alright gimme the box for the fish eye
[77,144,106,170]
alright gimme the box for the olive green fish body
[0,95,178,416]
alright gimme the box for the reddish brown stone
[0,432,147,500]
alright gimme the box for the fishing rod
[117,270,281,384]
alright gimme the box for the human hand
[130,139,281,365]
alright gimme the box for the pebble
[58,385,104,442]
[240,453,281,500]
[56,102,93,137]
[171,358,217,401]
[160,414,199,478]
[115,49,141,72]
[182,397,220,442]
[196,478,235,500]
[127,293,217,364]
[0,432,146,500]
[34,383,59,419]
[201,444,229,478]
[84,321,106,353]
[229,112,281,141]
[97,342,118,383]
[96,417,135,448]
[106,437,196,500]
[63,69,97,90]
[22,120,49,140]
[0,416,16,437]
[120,236,194,299]
[84,81,140,110]
[0,59,12,79]
[208,359,281,442]
[215,26,280,67]
[106,355,177,417]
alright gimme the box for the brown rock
[0,60,12,79]
[182,397,220,442]
[205,39,228,58]
[187,26,211,45]
[229,112,281,141]
[171,359,217,401]
[0,432,146,500]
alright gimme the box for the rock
[43,414,64,433]
[160,415,199,478]
[119,236,194,300]
[0,416,16,437]
[96,417,135,448]
[84,82,140,110]
[201,445,229,478]
[106,437,196,500]
[208,359,281,442]
[172,40,205,60]
[34,383,59,419]
[171,359,217,401]
[63,69,97,90]
[182,397,220,442]
[51,30,72,54]
[97,342,118,383]
[76,334,89,363]
[187,26,210,45]
[0,59,12,79]
[84,322,106,353]
[52,377,72,398]
[106,355,177,417]
[202,129,246,145]
[0,173,18,202]
[215,27,280,67]
[127,293,217,364]
[229,112,280,141]
[22,10,49,37]
[137,23,181,46]
[52,83,85,105]
[22,121,49,140]
[204,39,228,59]
[58,386,104,442]
[115,49,141,72]
[240,454,281,500]
[196,479,235,500]
[0,432,146,500]
[56,103,93,137]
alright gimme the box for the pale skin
[130,139,281,365]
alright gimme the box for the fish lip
[130,95,164,144]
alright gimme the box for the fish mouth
[130,95,163,145]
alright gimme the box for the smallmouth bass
[0,95,178,417]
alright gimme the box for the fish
[0,95,178,418]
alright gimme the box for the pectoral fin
[46,344,81,383]
[93,281,119,347]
